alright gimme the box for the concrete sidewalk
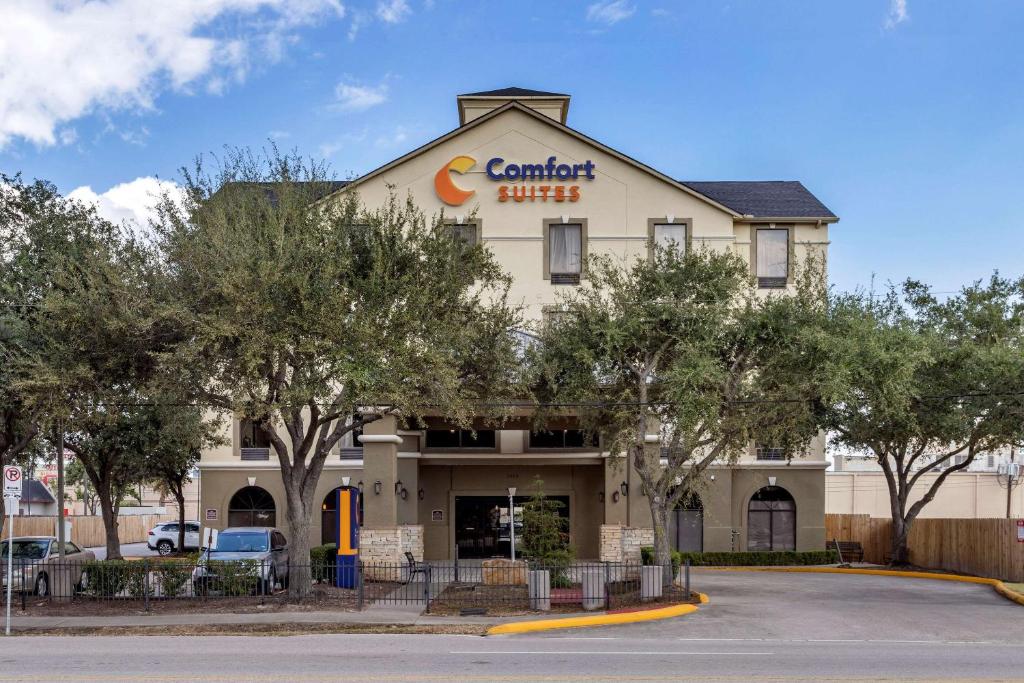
[8,608,511,630]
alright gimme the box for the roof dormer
[457,87,570,126]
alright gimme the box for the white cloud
[333,79,388,112]
[0,0,345,149]
[376,0,411,23]
[884,0,909,29]
[68,177,184,235]
[586,0,635,25]
[375,125,408,148]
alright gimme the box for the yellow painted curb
[695,566,1024,606]
[487,594,708,636]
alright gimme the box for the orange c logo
[434,155,476,206]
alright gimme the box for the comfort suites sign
[434,155,596,206]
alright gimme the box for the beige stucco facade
[197,88,837,560]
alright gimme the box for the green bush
[83,560,135,597]
[311,544,337,583]
[207,559,262,596]
[641,548,840,568]
[156,559,196,598]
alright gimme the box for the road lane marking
[449,651,773,656]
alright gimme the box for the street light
[508,486,517,561]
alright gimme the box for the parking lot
[544,568,1024,643]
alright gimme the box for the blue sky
[2,0,1022,294]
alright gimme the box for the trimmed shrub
[641,548,840,567]
[156,558,196,598]
[311,544,337,584]
[207,559,262,596]
[83,560,135,597]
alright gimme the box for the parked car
[147,521,201,555]
[192,527,289,595]
[0,536,95,597]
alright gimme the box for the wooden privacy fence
[1,513,175,548]
[826,513,1024,583]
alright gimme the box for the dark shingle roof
[681,181,836,219]
[22,479,56,504]
[459,87,569,98]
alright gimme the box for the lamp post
[508,486,517,561]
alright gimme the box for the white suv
[147,521,201,555]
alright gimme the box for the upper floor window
[648,219,688,261]
[755,227,790,288]
[544,219,587,285]
[425,429,497,450]
[444,219,480,247]
[239,418,271,460]
[529,429,599,449]
[755,444,786,461]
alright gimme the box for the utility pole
[1008,446,1017,520]
[56,417,65,558]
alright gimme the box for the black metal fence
[1,557,696,616]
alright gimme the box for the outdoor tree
[144,401,222,553]
[0,172,183,558]
[823,276,1024,565]
[534,245,829,572]
[155,148,524,596]
[0,175,98,521]
[520,478,573,581]
[66,458,99,515]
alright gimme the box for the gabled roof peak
[458,87,568,98]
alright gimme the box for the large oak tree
[156,149,523,596]
[534,245,829,571]
[823,277,1024,565]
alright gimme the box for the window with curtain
[653,223,686,255]
[756,228,789,288]
[549,223,583,283]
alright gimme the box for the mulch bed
[7,582,394,616]
[427,580,700,617]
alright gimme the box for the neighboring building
[16,479,58,516]
[198,87,839,562]
[828,448,1023,518]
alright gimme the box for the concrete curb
[696,566,1024,606]
[486,593,709,636]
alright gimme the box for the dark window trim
[543,218,588,283]
[647,217,692,263]
[442,217,482,247]
[751,224,794,289]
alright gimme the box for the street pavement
[1,569,1022,681]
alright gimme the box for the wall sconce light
[620,481,629,497]
[598,491,605,503]
[399,487,409,500]
[373,480,382,495]
[611,491,620,503]
[357,480,364,490]
[418,488,425,501]
[395,479,403,495]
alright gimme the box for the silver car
[0,536,95,596]
[192,527,289,595]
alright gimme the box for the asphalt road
[0,569,1021,682]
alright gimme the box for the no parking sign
[1017,519,1023,543]
[3,465,21,499]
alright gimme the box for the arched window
[747,486,796,551]
[228,486,276,527]
[670,493,703,552]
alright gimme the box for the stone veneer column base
[600,524,655,563]
[361,525,424,563]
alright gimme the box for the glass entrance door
[454,495,569,559]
